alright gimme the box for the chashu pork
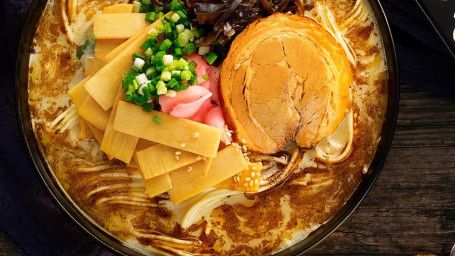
[220,13,353,154]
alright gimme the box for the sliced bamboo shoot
[68,76,110,131]
[171,158,213,177]
[114,101,222,158]
[168,145,247,204]
[102,4,133,14]
[215,162,262,192]
[85,13,172,111]
[100,88,139,163]
[143,173,173,198]
[84,57,94,76]
[136,144,202,180]
[86,123,104,145]
[93,39,126,72]
[93,13,149,39]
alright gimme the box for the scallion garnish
[153,116,162,124]
[206,52,218,65]
[121,0,218,112]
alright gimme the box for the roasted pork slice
[220,13,352,154]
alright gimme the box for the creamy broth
[28,0,388,255]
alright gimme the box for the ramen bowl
[16,0,398,255]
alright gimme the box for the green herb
[153,116,162,124]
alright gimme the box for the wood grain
[308,84,455,255]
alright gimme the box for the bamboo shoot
[100,88,139,163]
[102,4,133,14]
[143,173,173,198]
[171,158,213,177]
[113,101,222,158]
[68,76,110,131]
[93,39,126,72]
[136,144,202,180]
[85,13,172,111]
[94,13,149,39]
[168,146,247,204]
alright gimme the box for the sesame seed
[175,155,180,161]
[196,156,202,161]
[251,172,255,178]
[193,132,199,138]
[175,151,181,155]
[232,142,239,147]
[249,180,254,187]
[180,143,186,148]
[243,153,248,156]
[245,177,251,181]
[241,139,247,144]
[254,179,259,185]
[242,145,247,152]
[187,166,193,172]
[251,166,257,171]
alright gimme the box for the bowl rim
[15,0,399,255]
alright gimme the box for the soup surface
[28,0,388,254]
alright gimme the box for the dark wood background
[1,0,454,255]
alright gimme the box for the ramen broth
[28,0,387,254]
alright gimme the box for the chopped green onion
[133,53,145,60]
[156,64,166,72]
[125,91,134,101]
[181,70,192,81]
[176,10,187,19]
[178,58,189,69]
[163,54,174,65]
[145,12,156,22]
[159,39,172,51]
[183,43,197,55]
[183,29,194,42]
[156,80,167,95]
[142,0,151,4]
[167,78,178,88]
[177,32,189,47]
[175,83,187,91]
[131,65,140,73]
[122,80,129,89]
[133,1,141,13]
[145,67,156,77]
[198,46,210,56]
[132,79,140,90]
[144,47,153,56]
[174,47,183,58]
[176,24,185,34]
[161,71,172,81]
[139,3,149,12]
[143,103,154,112]
[134,58,145,69]
[164,23,172,34]
[171,13,181,22]
[202,74,210,81]
[188,60,197,71]
[133,93,148,104]
[153,116,162,124]
[206,52,218,65]
[76,39,90,59]
[191,28,200,39]
[149,28,159,37]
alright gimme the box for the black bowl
[15,0,399,255]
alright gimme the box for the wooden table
[308,84,455,255]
